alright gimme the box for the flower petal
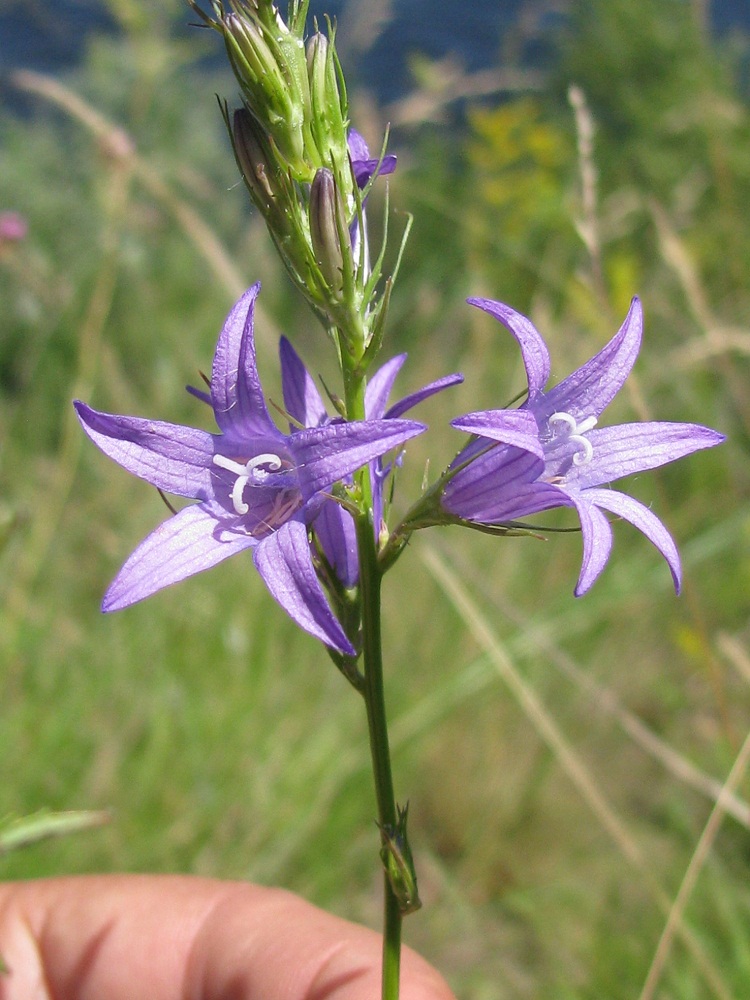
[211,283,275,437]
[314,500,359,589]
[348,129,397,188]
[584,487,682,593]
[102,504,255,611]
[386,372,464,419]
[563,492,614,596]
[451,408,545,458]
[279,336,328,428]
[292,418,425,498]
[365,354,407,418]
[468,298,550,398]
[74,402,214,499]
[567,421,725,489]
[253,520,355,654]
[444,457,566,523]
[542,297,642,421]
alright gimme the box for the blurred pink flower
[0,212,28,243]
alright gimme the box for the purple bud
[309,168,351,299]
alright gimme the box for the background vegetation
[1,1,748,997]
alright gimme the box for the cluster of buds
[192,0,390,349]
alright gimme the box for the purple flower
[279,337,462,587]
[443,297,724,595]
[75,283,425,654]
[348,129,397,189]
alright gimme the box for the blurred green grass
[1,1,749,997]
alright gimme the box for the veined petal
[445,468,566,523]
[451,408,545,459]
[102,504,255,611]
[585,487,682,593]
[543,298,642,421]
[74,402,214,499]
[443,442,548,520]
[291,418,425,498]
[279,336,328,428]
[386,372,464,419]
[365,354,407,418]
[563,492,614,596]
[468,297,550,397]
[253,520,355,654]
[211,283,274,436]
[348,129,397,187]
[314,500,359,589]
[568,421,726,489]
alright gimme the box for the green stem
[344,358,402,1000]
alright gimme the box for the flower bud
[232,108,279,213]
[309,168,351,301]
[221,8,308,174]
[379,804,421,916]
[306,31,349,177]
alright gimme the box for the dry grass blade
[421,542,737,1000]
[638,728,750,1000]
[10,70,279,350]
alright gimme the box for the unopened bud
[306,31,348,173]
[379,804,421,916]
[222,10,307,173]
[309,168,351,300]
[232,108,278,211]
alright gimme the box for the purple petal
[386,372,464,419]
[445,461,565,522]
[74,402,214,499]
[443,434,549,520]
[253,520,355,654]
[584,487,682,593]
[564,493,614,596]
[102,504,255,611]
[348,129,397,188]
[365,354,407,418]
[291,418,425,498]
[211,283,275,437]
[279,336,328,428]
[568,422,726,489]
[186,384,212,406]
[451,408,545,458]
[570,494,612,597]
[314,499,359,589]
[347,129,370,162]
[468,298,551,398]
[542,298,642,421]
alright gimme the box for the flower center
[547,411,597,466]
[212,452,285,515]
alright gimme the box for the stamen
[571,435,594,465]
[547,411,597,467]
[230,475,250,515]
[212,451,285,516]
[245,453,282,478]
[212,454,247,476]
[549,411,577,432]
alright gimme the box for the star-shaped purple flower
[442,296,724,595]
[75,283,425,654]
[279,337,462,587]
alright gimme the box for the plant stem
[344,357,403,1000]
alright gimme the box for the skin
[0,875,456,1000]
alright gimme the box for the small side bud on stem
[379,802,422,916]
